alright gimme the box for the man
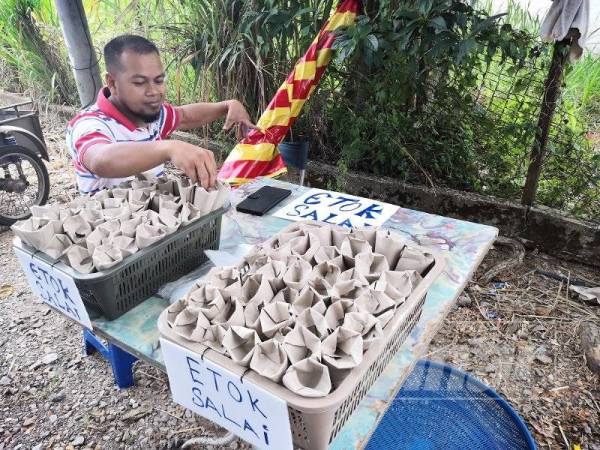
[67,34,255,194]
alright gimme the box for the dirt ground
[0,110,598,450]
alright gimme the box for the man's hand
[223,100,257,140]
[167,140,217,189]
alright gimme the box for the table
[92,178,498,449]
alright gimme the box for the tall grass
[0,0,76,104]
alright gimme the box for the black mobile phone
[236,186,291,216]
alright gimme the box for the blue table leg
[83,329,138,389]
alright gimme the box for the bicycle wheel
[0,144,50,226]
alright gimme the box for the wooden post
[55,0,102,108]
[521,30,576,207]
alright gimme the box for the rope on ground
[181,431,236,448]
[477,236,525,284]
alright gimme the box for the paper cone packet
[296,307,329,340]
[243,298,263,332]
[111,188,130,200]
[343,311,383,350]
[174,178,194,203]
[272,286,298,304]
[172,307,199,340]
[324,299,357,331]
[204,266,242,290]
[102,204,131,222]
[290,286,323,316]
[11,218,57,249]
[374,270,422,302]
[166,300,187,326]
[374,230,406,268]
[45,234,72,261]
[156,178,176,196]
[282,257,312,290]
[340,236,372,267]
[85,227,107,255]
[288,233,321,261]
[259,301,294,338]
[189,310,213,342]
[395,246,435,275]
[250,339,289,383]
[80,208,105,228]
[111,235,139,257]
[282,357,331,398]
[212,299,245,327]
[241,274,275,305]
[135,223,167,249]
[313,245,341,265]
[354,251,389,283]
[330,279,368,302]
[222,326,261,367]
[322,326,363,370]
[92,189,112,202]
[331,227,351,248]
[283,325,322,364]
[64,245,94,274]
[180,203,202,225]
[212,180,231,211]
[92,244,124,271]
[205,323,228,353]
[120,215,142,238]
[193,186,219,215]
[351,228,377,248]
[62,215,93,244]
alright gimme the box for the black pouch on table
[236,186,291,216]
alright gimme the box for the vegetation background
[0,0,598,220]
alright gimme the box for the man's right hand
[167,140,217,189]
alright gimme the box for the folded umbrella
[218,0,360,185]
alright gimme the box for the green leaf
[367,34,378,51]
[455,38,476,64]
[430,16,446,31]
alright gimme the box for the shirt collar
[96,87,138,132]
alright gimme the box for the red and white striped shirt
[66,87,180,193]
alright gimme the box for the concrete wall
[306,161,600,265]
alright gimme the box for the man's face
[106,50,166,123]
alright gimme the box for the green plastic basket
[14,206,226,320]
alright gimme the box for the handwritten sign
[161,338,293,450]
[14,247,92,329]
[272,188,399,228]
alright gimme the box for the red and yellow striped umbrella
[218,0,361,186]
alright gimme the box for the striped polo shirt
[66,87,180,193]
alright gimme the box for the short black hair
[104,35,159,73]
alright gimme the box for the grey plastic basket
[13,206,227,320]
[158,221,446,450]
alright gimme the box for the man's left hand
[223,100,257,140]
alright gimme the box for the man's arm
[176,100,256,139]
[83,140,217,188]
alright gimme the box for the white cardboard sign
[161,338,293,450]
[14,247,92,329]
[273,188,399,228]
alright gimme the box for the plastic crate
[13,206,226,320]
[158,223,445,450]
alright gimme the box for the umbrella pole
[521,29,578,207]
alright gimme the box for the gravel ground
[0,109,598,450]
